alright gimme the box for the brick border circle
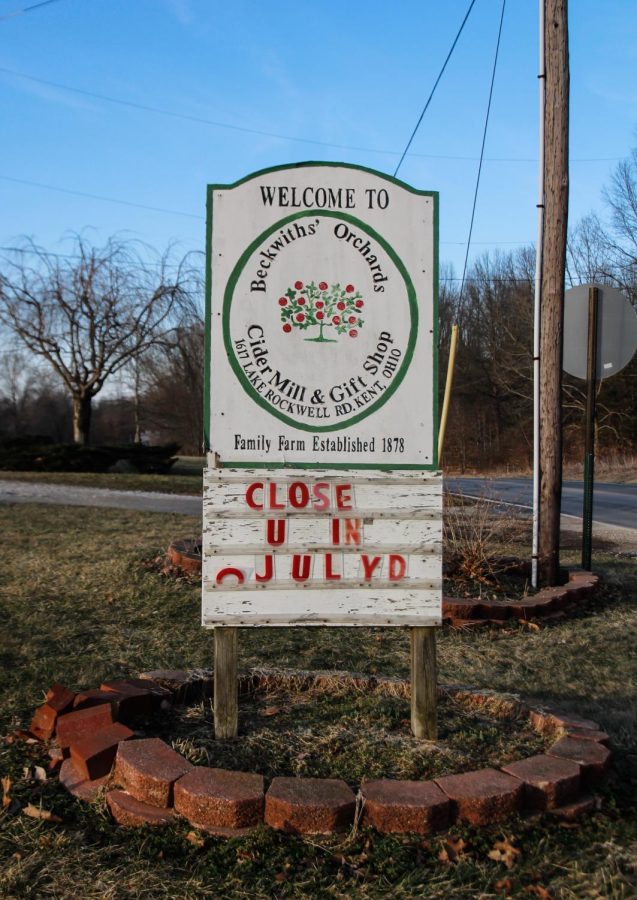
[166,540,598,626]
[27,669,610,836]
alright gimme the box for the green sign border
[223,210,418,433]
[205,161,439,470]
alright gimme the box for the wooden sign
[202,469,442,626]
[205,162,438,470]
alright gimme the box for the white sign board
[202,469,442,627]
[205,162,438,469]
[203,163,441,628]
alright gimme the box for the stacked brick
[444,570,598,626]
[26,671,610,836]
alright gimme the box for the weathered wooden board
[202,467,442,627]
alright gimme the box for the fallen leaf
[274,873,287,883]
[525,887,553,899]
[488,837,521,869]
[261,706,281,717]
[185,830,204,847]
[495,878,513,894]
[22,804,62,823]
[34,766,47,783]
[438,837,467,864]
[2,776,12,808]
[526,622,541,632]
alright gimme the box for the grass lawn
[1,503,636,897]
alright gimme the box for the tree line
[1,148,636,466]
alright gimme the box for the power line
[394,0,478,177]
[0,174,204,219]
[0,0,66,21]
[0,66,619,165]
[459,0,507,300]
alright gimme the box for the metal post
[582,286,599,570]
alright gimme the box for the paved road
[446,477,637,530]
[0,476,634,531]
[0,480,202,516]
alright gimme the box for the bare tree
[0,235,193,444]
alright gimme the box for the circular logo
[223,210,418,432]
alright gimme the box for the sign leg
[410,627,437,739]
[214,627,238,739]
[582,286,599,571]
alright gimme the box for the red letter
[254,555,274,582]
[335,483,353,510]
[245,482,263,509]
[331,518,340,545]
[388,554,407,580]
[266,519,286,546]
[361,555,382,580]
[324,553,341,580]
[343,518,362,545]
[312,482,330,510]
[288,481,310,509]
[268,482,285,509]
[291,554,312,581]
[215,567,244,585]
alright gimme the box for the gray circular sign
[563,283,637,380]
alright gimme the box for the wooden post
[539,0,569,586]
[410,627,437,739]
[438,323,459,466]
[214,627,238,739]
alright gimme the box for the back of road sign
[563,283,637,381]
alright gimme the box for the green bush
[0,437,179,473]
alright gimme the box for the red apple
[349,329,358,337]
[332,315,341,324]
[296,312,305,322]
[319,281,328,290]
[282,323,292,333]
[295,280,303,290]
[315,300,324,308]
[316,311,324,320]
[345,284,354,293]
[355,299,364,309]
[348,315,357,324]
[337,301,346,310]
[297,297,305,305]
[278,297,287,307]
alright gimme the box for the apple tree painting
[278,281,365,342]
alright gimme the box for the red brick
[29,684,76,741]
[566,729,610,746]
[360,779,449,834]
[100,681,161,721]
[30,705,58,742]
[549,713,599,732]
[70,722,134,780]
[114,738,192,807]
[501,754,580,811]
[55,703,114,749]
[547,795,596,821]
[265,777,356,834]
[547,736,610,786]
[45,684,76,713]
[73,690,121,712]
[107,790,175,827]
[173,767,264,833]
[59,758,110,801]
[435,768,523,825]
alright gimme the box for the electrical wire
[393,0,478,177]
[458,0,507,300]
[0,65,619,164]
[0,0,66,21]
[0,174,204,219]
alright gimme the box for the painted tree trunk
[72,395,92,445]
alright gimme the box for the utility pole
[538,0,569,586]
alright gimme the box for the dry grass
[0,501,636,897]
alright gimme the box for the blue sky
[1,0,636,279]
